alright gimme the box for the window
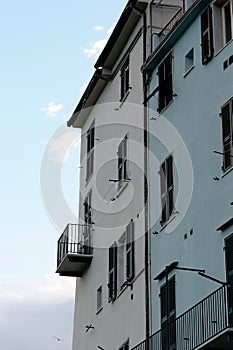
[118,135,128,186]
[120,56,130,101]
[119,340,129,350]
[160,155,174,226]
[83,190,92,254]
[158,52,173,113]
[96,285,103,313]
[221,98,233,172]
[222,0,233,45]
[160,277,176,350]
[108,242,117,302]
[214,0,233,52]
[201,6,214,64]
[86,122,95,181]
[118,221,135,290]
[225,234,233,325]
[185,48,194,74]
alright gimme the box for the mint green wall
[148,3,233,333]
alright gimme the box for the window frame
[201,6,214,65]
[221,97,233,173]
[160,154,174,226]
[120,56,130,102]
[96,285,103,314]
[222,0,233,46]
[108,242,117,302]
[118,134,129,187]
[160,276,176,350]
[158,51,174,113]
[86,121,95,181]
[117,220,135,291]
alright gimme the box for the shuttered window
[120,56,130,101]
[83,191,92,254]
[118,220,135,290]
[86,122,95,181]
[108,242,117,302]
[160,155,174,225]
[221,98,233,172]
[126,220,135,282]
[158,52,173,112]
[160,277,176,350]
[118,135,128,185]
[223,1,233,45]
[225,234,233,325]
[201,7,214,65]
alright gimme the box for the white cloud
[83,39,107,58]
[42,102,63,117]
[93,25,104,31]
[47,129,81,164]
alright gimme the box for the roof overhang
[67,0,149,129]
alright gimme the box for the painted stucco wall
[72,18,147,350]
[148,1,233,334]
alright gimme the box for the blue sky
[0,1,126,349]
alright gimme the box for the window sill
[160,212,177,232]
[183,65,195,78]
[119,88,132,107]
[222,166,233,178]
[158,98,174,115]
[214,38,233,58]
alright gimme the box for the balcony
[150,0,184,50]
[132,285,233,350]
[56,223,93,277]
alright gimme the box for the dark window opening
[86,122,95,180]
[120,56,130,101]
[221,98,233,172]
[158,52,173,112]
[160,155,174,225]
[161,277,176,350]
[108,242,117,302]
[201,7,214,64]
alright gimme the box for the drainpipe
[130,0,151,342]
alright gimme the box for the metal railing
[57,223,92,268]
[158,8,183,39]
[132,285,231,350]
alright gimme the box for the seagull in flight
[52,336,62,342]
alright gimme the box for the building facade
[141,0,233,349]
[56,0,233,349]
[57,1,151,349]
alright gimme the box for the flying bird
[53,336,62,342]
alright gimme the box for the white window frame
[222,0,233,46]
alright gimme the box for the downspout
[130,1,151,341]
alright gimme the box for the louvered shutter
[201,7,214,65]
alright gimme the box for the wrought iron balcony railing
[132,285,233,350]
[56,223,93,277]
